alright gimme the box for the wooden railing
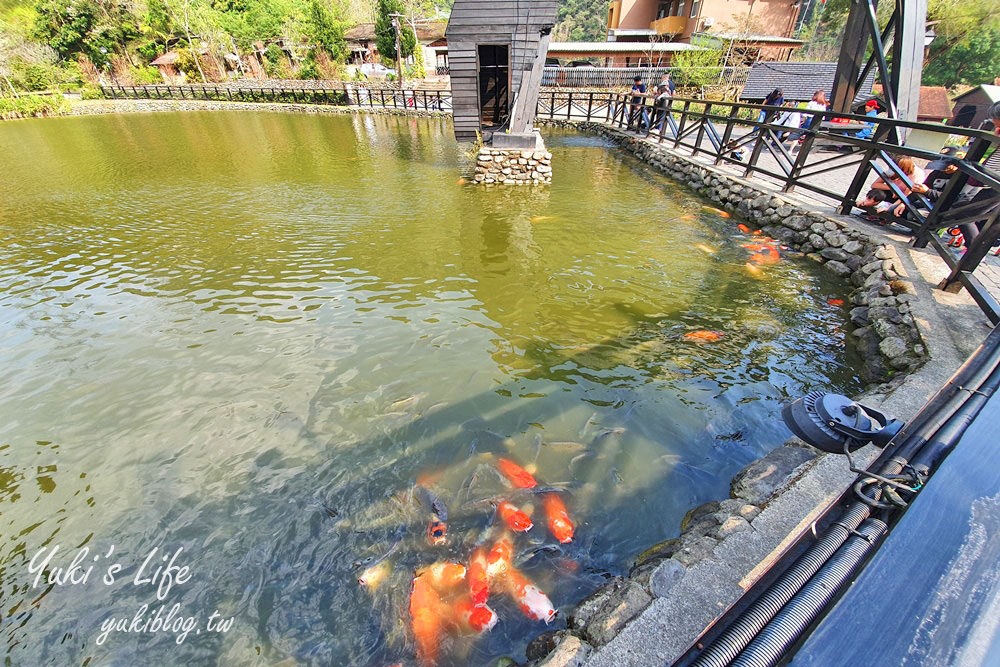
[99,84,452,112]
[532,89,1000,324]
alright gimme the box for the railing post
[586,92,594,122]
[673,100,690,149]
[913,137,991,247]
[940,209,1000,297]
[693,102,710,156]
[715,105,738,165]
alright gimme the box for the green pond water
[0,111,862,666]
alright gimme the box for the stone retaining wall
[543,120,927,385]
[519,122,931,667]
[473,147,553,185]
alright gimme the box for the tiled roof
[740,61,875,104]
[917,86,953,121]
[953,84,1000,103]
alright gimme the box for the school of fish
[363,455,576,666]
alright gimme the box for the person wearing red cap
[855,99,880,139]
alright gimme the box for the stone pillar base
[472,142,552,186]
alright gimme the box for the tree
[924,27,1000,87]
[306,0,346,61]
[671,46,723,88]
[374,0,415,63]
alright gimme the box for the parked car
[359,63,395,77]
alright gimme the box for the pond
[0,111,862,666]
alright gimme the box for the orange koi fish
[467,547,490,605]
[503,566,557,623]
[679,214,696,221]
[827,298,845,306]
[703,205,731,218]
[683,330,723,343]
[749,247,780,265]
[452,594,498,634]
[497,458,538,489]
[737,223,751,234]
[410,574,447,666]
[542,493,575,544]
[485,537,514,582]
[417,561,467,593]
[498,501,533,532]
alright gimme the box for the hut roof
[345,21,447,43]
[953,84,1000,103]
[740,61,876,104]
[916,86,953,122]
[150,51,180,66]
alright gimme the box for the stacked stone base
[473,147,552,185]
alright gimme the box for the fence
[539,66,750,92]
[99,83,1000,324]
[100,84,452,112]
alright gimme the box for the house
[150,52,185,84]
[740,61,876,105]
[345,21,448,73]
[606,0,803,61]
[546,40,701,67]
[950,85,1000,129]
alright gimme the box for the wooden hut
[446,0,558,147]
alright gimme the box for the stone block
[731,444,818,505]
[581,581,653,646]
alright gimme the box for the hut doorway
[477,44,510,129]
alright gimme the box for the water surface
[0,111,861,666]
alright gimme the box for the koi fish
[530,215,556,223]
[737,223,751,233]
[703,205,731,218]
[452,594,498,634]
[683,330,723,343]
[415,485,449,521]
[358,559,393,590]
[427,520,448,546]
[503,566,557,623]
[498,501,533,532]
[457,177,468,185]
[542,493,575,544]
[467,546,490,605]
[827,298,845,306]
[679,214,696,221]
[410,574,446,666]
[749,247,780,265]
[497,458,538,489]
[417,561,467,593]
[486,537,514,582]
[745,262,764,277]
[694,243,717,255]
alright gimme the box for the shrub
[129,65,162,85]
[0,94,70,120]
[10,60,55,92]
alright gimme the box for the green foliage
[297,48,320,78]
[924,28,1000,87]
[671,48,723,88]
[9,57,53,90]
[0,93,69,119]
[554,0,610,41]
[129,64,162,84]
[374,0,415,62]
[306,0,346,61]
[80,83,104,99]
[32,0,98,61]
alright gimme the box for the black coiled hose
[729,519,889,667]
[688,503,873,667]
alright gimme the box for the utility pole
[391,14,404,90]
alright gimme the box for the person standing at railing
[651,84,671,133]
[757,88,783,123]
[658,72,675,97]
[627,76,650,132]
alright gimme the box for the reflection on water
[0,112,860,666]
